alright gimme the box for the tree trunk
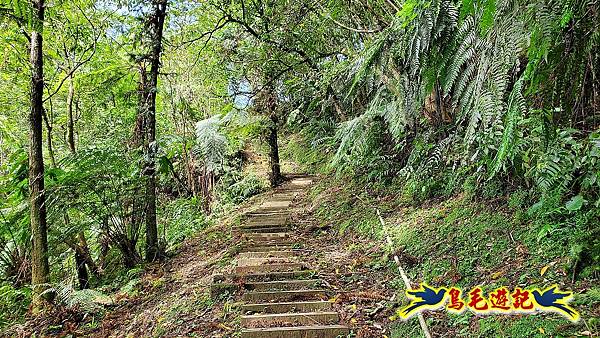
[327,86,346,121]
[133,66,147,148]
[116,234,142,268]
[41,109,56,167]
[63,214,93,289]
[74,251,89,289]
[265,84,282,187]
[63,80,96,289]
[77,232,99,276]
[29,0,50,311]
[67,74,76,153]
[267,114,282,187]
[45,119,56,167]
[98,218,110,271]
[142,0,167,262]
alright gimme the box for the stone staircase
[213,175,350,338]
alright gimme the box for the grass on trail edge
[307,175,599,338]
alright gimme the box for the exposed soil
[6,174,420,337]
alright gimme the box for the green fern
[490,78,526,176]
[194,116,228,174]
[43,280,111,313]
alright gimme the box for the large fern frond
[194,116,227,173]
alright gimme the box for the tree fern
[194,116,227,174]
[330,110,378,171]
[346,36,386,99]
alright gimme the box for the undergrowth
[304,168,599,337]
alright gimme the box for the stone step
[270,193,298,200]
[255,206,292,213]
[237,257,298,267]
[245,212,289,220]
[245,210,290,217]
[239,251,296,259]
[243,289,328,302]
[270,192,297,198]
[234,226,289,233]
[214,270,317,283]
[274,189,300,194]
[240,220,289,228]
[257,201,292,212]
[241,311,339,327]
[242,238,295,246]
[245,215,289,221]
[244,279,323,291]
[242,301,332,314]
[244,232,291,240]
[242,233,292,244]
[236,262,304,274]
[245,218,288,227]
[261,200,292,207]
[240,244,296,252]
[241,325,349,338]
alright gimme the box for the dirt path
[213,175,350,337]
[82,174,395,337]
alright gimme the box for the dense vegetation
[0,0,598,336]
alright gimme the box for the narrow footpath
[213,175,350,337]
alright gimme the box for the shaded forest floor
[307,176,600,337]
[86,176,398,337]
[7,174,398,337]
[7,170,599,337]
[82,175,401,337]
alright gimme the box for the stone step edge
[242,300,332,310]
[241,311,339,320]
[241,311,340,326]
[213,270,317,283]
[243,279,322,290]
[240,324,350,334]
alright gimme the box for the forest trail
[213,175,350,337]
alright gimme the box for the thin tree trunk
[74,251,89,289]
[63,214,91,289]
[268,114,282,187]
[133,66,147,148]
[327,86,346,121]
[67,74,76,153]
[45,120,56,167]
[77,232,99,277]
[183,142,197,196]
[265,84,282,187]
[63,80,96,288]
[143,0,167,262]
[115,234,142,268]
[29,0,50,311]
[41,109,56,167]
[98,217,110,271]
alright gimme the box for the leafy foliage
[283,0,599,282]
[194,116,227,174]
[0,0,598,333]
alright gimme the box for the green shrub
[160,198,208,251]
[217,173,265,205]
[402,177,443,203]
[0,283,30,328]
